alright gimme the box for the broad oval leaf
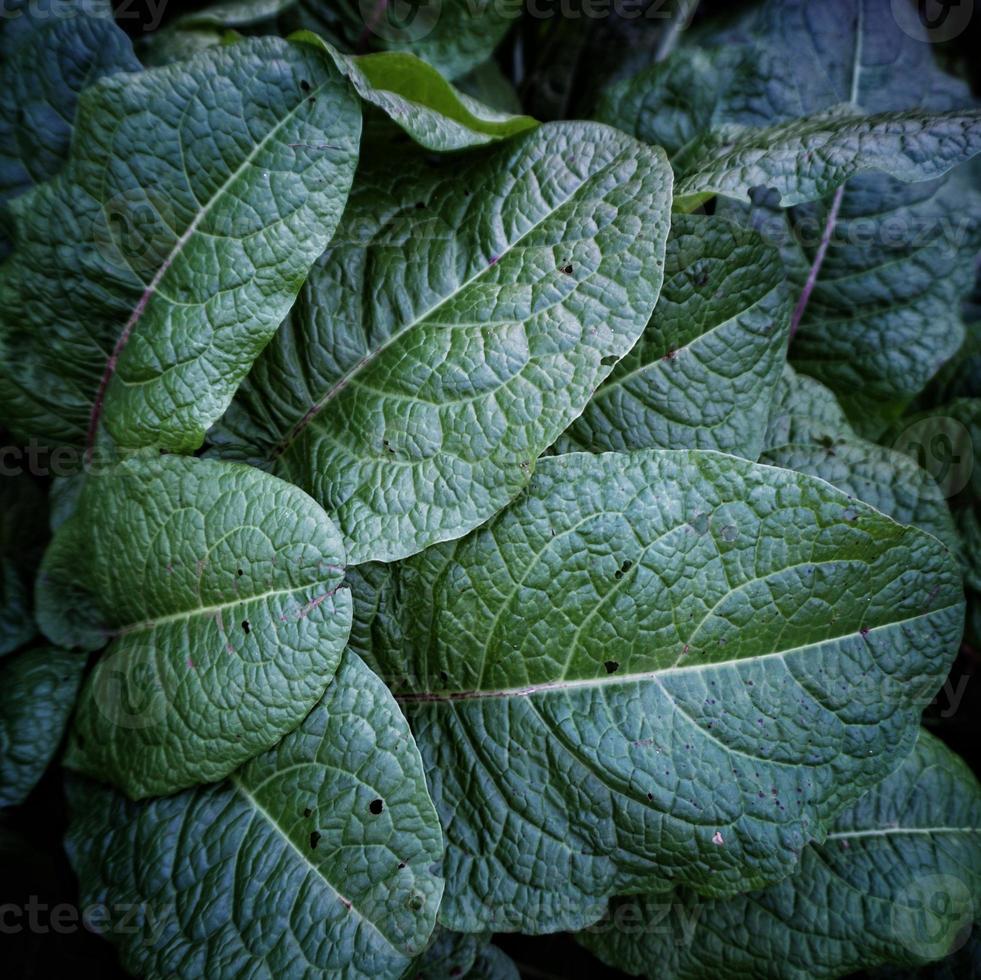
[0,0,138,205]
[558,213,790,459]
[0,35,361,453]
[0,646,86,807]
[35,453,352,799]
[65,650,444,979]
[211,122,673,564]
[363,451,963,932]
[674,106,981,210]
[762,367,958,552]
[577,730,981,979]
[298,32,537,152]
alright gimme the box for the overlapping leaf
[577,731,981,980]
[762,367,958,552]
[35,453,352,799]
[357,451,963,932]
[65,650,444,979]
[557,213,790,459]
[211,122,673,563]
[0,36,361,453]
[0,646,85,807]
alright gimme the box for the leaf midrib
[271,143,636,458]
[396,603,960,703]
[231,776,405,955]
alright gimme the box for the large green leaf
[298,32,537,151]
[35,453,352,799]
[210,122,673,564]
[577,731,981,979]
[359,451,963,933]
[557,213,790,459]
[0,473,47,657]
[65,649,444,979]
[762,367,959,553]
[0,36,361,454]
[0,0,138,205]
[0,646,85,807]
[285,0,514,80]
[674,106,981,210]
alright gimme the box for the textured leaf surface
[0,646,85,807]
[0,473,47,657]
[558,214,789,459]
[299,33,537,152]
[35,454,352,799]
[762,367,958,552]
[0,0,138,204]
[674,106,981,209]
[211,122,673,563]
[65,650,444,979]
[0,36,361,453]
[360,451,963,932]
[577,731,981,980]
[286,0,513,79]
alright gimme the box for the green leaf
[210,122,674,564]
[0,36,361,454]
[674,106,981,210]
[65,649,444,978]
[0,0,138,205]
[762,367,959,553]
[886,398,981,591]
[411,927,490,979]
[557,213,790,459]
[577,730,981,979]
[360,450,963,933]
[285,0,514,80]
[0,473,48,657]
[35,453,352,799]
[296,32,537,152]
[0,646,85,807]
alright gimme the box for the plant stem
[655,0,699,62]
[789,184,845,342]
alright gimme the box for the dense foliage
[1,1,979,978]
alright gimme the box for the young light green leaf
[0,36,361,454]
[364,451,963,933]
[0,646,85,807]
[285,0,514,80]
[762,367,958,553]
[0,473,48,657]
[577,731,981,980]
[65,650,444,978]
[35,453,352,799]
[674,106,981,210]
[557,214,790,459]
[295,32,537,152]
[210,122,673,564]
[0,0,138,205]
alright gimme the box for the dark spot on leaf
[601,355,618,366]
[604,660,619,674]
[662,349,678,361]
[300,79,311,92]
[237,568,243,576]
[398,861,406,870]
[369,798,384,815]
[646,792,653,801]
[414,201,425,209]
[860,627,870,638]
[303,807,311,818]
[560,264,573,275]
[242,620,251,634]
[407,894,424,911]
[309,831,321,849]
